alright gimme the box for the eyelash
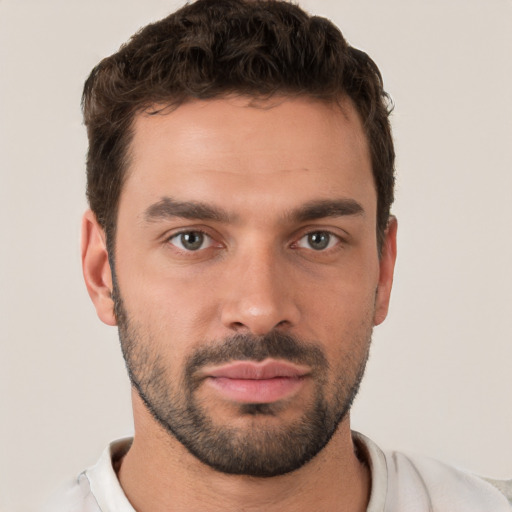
[294,231,342,251]
[165,228,343,254]
[167,230,216,252]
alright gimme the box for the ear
[373,216,398,326]
[81,210,117,326]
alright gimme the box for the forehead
[121,96,375,219]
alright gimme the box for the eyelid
[165,228,222,253]
[294,230,342,251]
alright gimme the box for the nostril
[221,289,301,336]
[231,321,246,329]
[228,319,290,335]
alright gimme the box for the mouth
[201,359,310,404]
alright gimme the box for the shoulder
[39,438,133,512]
[386,450,512,511]
[39,472,100,512]
[353,432,512,512]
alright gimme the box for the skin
[82,96,397,511]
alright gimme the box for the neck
[118,391,370,512]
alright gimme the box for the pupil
[308,232,329,250]
[182,232,203,250]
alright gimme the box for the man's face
[103,97,395,476]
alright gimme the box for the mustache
[185,331,329,377]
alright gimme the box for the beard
[114,286,372,478]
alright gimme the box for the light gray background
[1,1,511,511]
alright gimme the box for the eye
[296,231,339,251]
[168,231,213,251]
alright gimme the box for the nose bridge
[221,241,300,335]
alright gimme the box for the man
[45,0,511,510]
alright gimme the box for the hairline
[104,92,386,265]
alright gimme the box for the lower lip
[206,376,306,403]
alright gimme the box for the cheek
[298,255,379,323]
[308,288,376,345]
[116,231,215,318]
[297,266,377,372]
[118,266,221,363]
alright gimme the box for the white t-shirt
[43,432,512,511]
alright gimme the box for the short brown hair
[82,0,395,251]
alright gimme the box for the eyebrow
[143,197,364,224]
[290,199,365,222]
[144,197,232,223]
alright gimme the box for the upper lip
[202,359,310,379]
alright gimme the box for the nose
[220,246,301,336]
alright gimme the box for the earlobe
[374,216,398,326]
[81,210,117,326]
